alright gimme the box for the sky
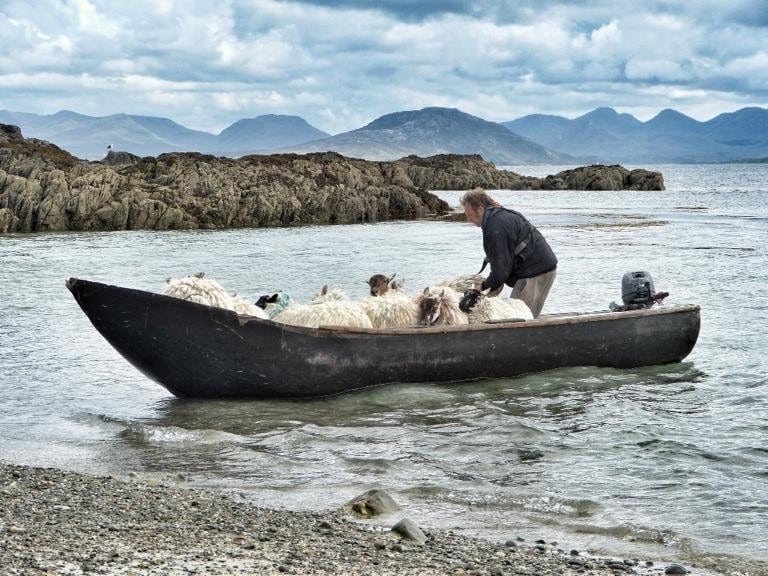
[0,0,767,134]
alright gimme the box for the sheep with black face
[459,289,533,323]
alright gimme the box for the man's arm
[481,227,514,291]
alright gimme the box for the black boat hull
[67,278,701,398]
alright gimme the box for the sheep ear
[365,279,373,286]
[268,293,279,303]
[387,272,397,283]
[422,287,429,296]
[321,284,328,295]
[165,277,171,283]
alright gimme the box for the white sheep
[360,290,420,329]
[312,284,350,303]
[459,291,533,323]
[416,286,469,326]
[272,285,373,329]
[438,274,484,294]
[164,273,268,319]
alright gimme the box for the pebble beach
[1,463,720,576]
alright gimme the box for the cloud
[0,0,766,133]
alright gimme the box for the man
[461,188,557,318]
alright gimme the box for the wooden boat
[66,278,700,399]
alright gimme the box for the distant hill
[503,106,768,163]
[216,115,329,156]
[0,110,329,159]
[285,107,575,165]
[722,156,768,164]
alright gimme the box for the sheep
[164,273,233,309]
[312,284,350,303]
[272,285,373,329]
[273,301,373,329]
[230,294,269,318]
[459,290,533,323]
[255,292,293,319]
[416,286,469,327]
[438,274,484,294]
[359,273,419,328]
[164,274,267,319]
[360,290,420,329]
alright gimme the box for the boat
[66,278,700,399]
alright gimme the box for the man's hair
[461,188,498,209]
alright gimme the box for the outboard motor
[622,271,655,307]
[610,271,669,312]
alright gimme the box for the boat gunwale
[271,304,701,336]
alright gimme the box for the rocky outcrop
[393,154,664,191]
[0,124,664,233]
[538,165,664,191]
[0,125,450,233]
[102,150,140,166]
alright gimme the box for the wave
[72,412,246,445]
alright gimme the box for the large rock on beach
[391,518,428,545]
[344,489,400,517]
[0,124,664,233]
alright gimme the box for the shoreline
[1,462,718,576]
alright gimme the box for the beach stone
[504,540,516,548]
[665,565,688,575]
[345,489,400,517]
[391,518,427,545]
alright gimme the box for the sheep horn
[321,284,328,295]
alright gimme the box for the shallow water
[1,164,766,571]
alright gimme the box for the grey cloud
[0,0,766,134]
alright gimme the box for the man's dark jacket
[480,207,557,291]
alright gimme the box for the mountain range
[504,106,768,163]
[2,105,767,164]
[0,110,329,159]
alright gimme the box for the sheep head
[418,287,443,326]
[366,273,397,297]
[459,289,483,313]
[256,293,280,309]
